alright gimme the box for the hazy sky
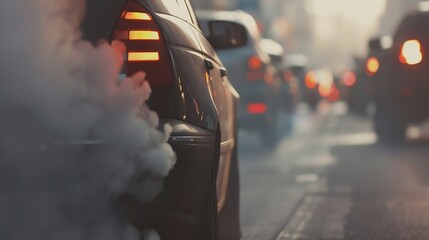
[305,0,387,68]
[306,0,386,25]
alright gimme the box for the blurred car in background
[82,0,241,239]
[285,54,321,110]
[260,38,300,114]
[197,10,283,147]
[374,2,429,142]
[346,36,392,116]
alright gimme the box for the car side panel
[190,26,238,208]
[377,13,429,123]
[151,13,218,132]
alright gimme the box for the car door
[183,0,237,210]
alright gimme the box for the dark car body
[197,10,283,147]
[285,54,321,110]
[82,0,240,239]
[261,38,299,114]
[346,37,391,116]
[374,6,429,142]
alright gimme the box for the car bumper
[386,67,429,123]
[237,108,274,130]
[120,119,216,239]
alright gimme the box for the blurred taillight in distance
[247,103,267,114]
[247,55,267,82]
[366,57,380,76]
[327,86,340,102]
[318,83,332,98]
[248,55,263,70]
[305,71,317,89]
[112,1,172,88]
[399,39,423,65]
[343,70,356,87]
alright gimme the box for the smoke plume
[0,0,175,239]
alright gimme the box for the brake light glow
[327,86,340,102]
[129,30,160,40]
[128,52,160,62]
[366,57,380,75]
[248,56,262,70]
[343,71,356,87]
[305,71,317,89]
[318,83,332,98]
[399,40,422,65]
[124,12,151,20]
[247,103,267,114]
[113,1,173,88]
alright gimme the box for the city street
[239,102,429,240]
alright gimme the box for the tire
[218,129,241,240]
[197,134,220,240]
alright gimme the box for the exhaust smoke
[0,0,175,240]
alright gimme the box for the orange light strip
[124,12,151,20]
[247,103,267,114]
[305,71,317,89]
[248,56,262,70]
[128,52,160,62]
[129,30,160,40]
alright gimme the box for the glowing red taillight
[129,30,160,41]
[248,56,262,70]
[343,70,356,87]
[366,57,380,76]
[128,52,160,62]
[399,39,423,66]
[113,1,172,88]
[305,71,317,89]
[124,12,151,20]
[247,103,267,114]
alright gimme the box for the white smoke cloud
[0,0,175,239]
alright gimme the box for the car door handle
[205,59,214,71]
[220,67,228,77]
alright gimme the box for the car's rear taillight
[366,57,380,76]
[248,55,262,70]
[399,39,423,66]
[342,70,356,87]
[247,103,267,114]
[113,1,172,88]
[305,71,317,89]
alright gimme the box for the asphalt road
[238,101,429,240]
